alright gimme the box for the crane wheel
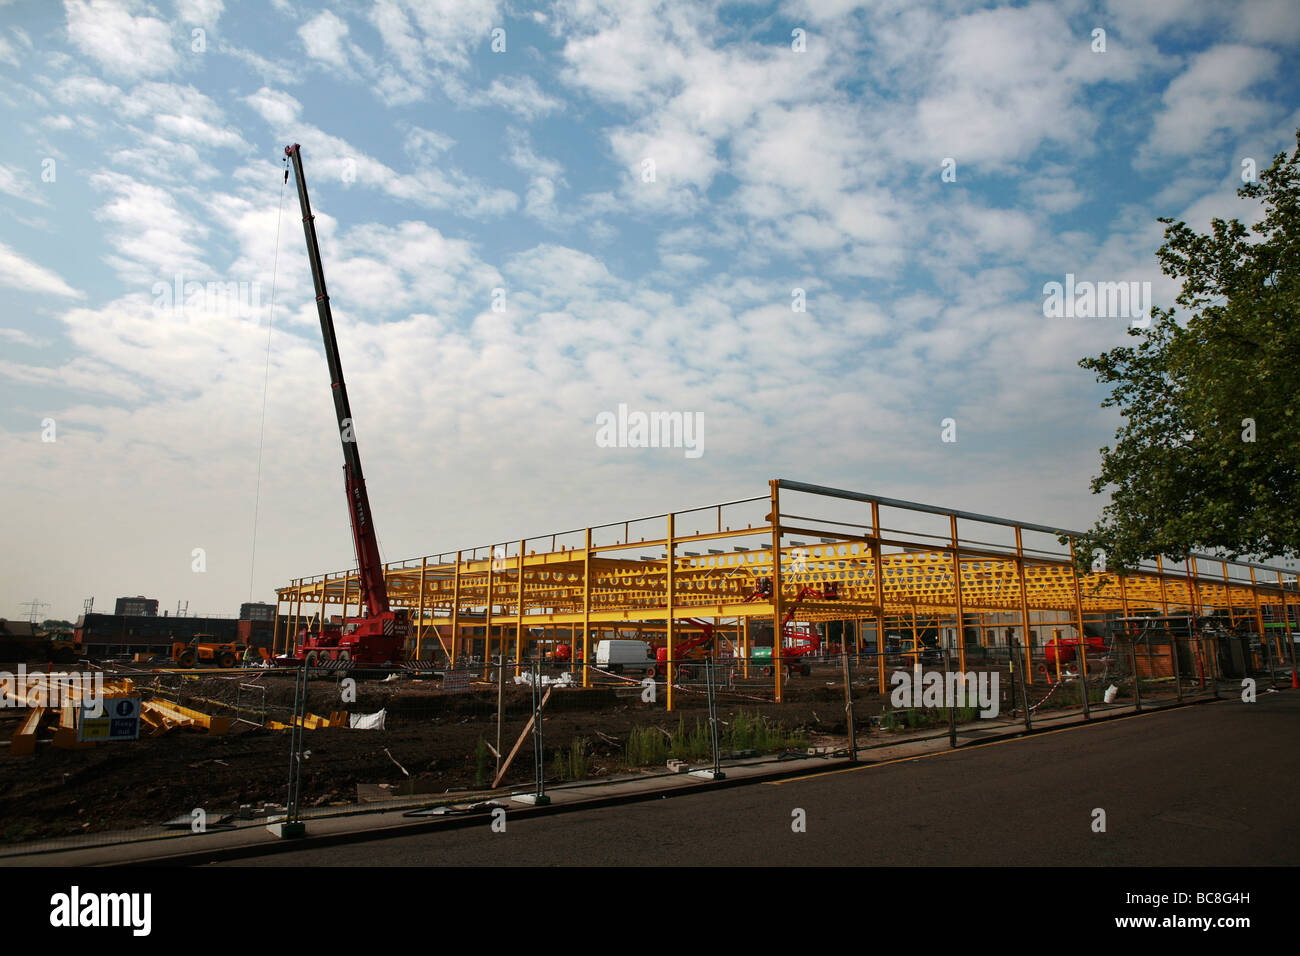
[217,652,236,668]
[305,651,318,667]
[179,651,196,667]
[337,650,351,664]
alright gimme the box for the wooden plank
[166,701,230,735]
[491,686,553,789]
[142,700,203,732]
[52,726,93,750]
[10,707,46,756]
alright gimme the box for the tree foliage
[1077,130,1300,572]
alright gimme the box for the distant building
[75,611,290,658]
[0,619,37,639]
[239,602,276,623]
[77,613,237,658]
[114,595,159,617]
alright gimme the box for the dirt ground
[0,666,871,844]
[0,658,1151,845]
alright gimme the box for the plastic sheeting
[350,708,387,730]
[512,671,574,688]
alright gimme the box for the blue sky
[1,0,1298,621]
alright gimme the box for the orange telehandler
[170,635,246,669]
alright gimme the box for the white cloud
[244,88,518,218]
[506,129,568,224]
[89,170,211,285]
[0,30,19,67]
[218,44,299,85]
[51,73,122,107]
[0,327,48,346]
[0,164,48,205]
[373,0,499,71]
[298,10,350,67]
[243,85,300,128]
[474,74,563,120]
[659,251,707,272]
[906,3,1112,168]
[0,241,84,298]
[64,0,179,79]
[173,0,223,25]
[1138,45,1282,168]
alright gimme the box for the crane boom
[285,143,389,618]
[278,144,407,668]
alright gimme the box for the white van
[595,639,655,675]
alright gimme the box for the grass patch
[621,711,808,768]
[625,725,670,766]
[551,736,591,782]
[474,737,489,788]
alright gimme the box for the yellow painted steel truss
[275,478,1298,705]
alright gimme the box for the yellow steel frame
[275,479,1298,708]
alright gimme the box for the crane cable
[248,157,289,602]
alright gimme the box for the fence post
[1078,642,1092,720]
[513,661,550,805]
[1168,626,1183,703]
[1129,640,1142,712]
[269,662,308,838]
[691,657,726,780]
[1209,631,1221,699]
[943,648,956,749]
[842,637,858,761]
[1012,637,1032,732]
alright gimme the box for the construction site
[3,144,1296,857]
[3,473,1297,850]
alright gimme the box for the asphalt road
[229,692,1300,866]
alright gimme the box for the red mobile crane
[282,143,408,667]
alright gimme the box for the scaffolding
[274,478,1299,709]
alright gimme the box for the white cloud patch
[0,164,49,205]
[0,327,49,347]
[64,0,180,79]
[0,241,83,298]
[298,10,351,67]
[173,0,223,25]
[89,170,211,285]
[244,87,518,218]
[1138,44,1283,168]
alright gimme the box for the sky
[1,0,1298,622]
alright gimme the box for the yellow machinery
[171,635,244,669]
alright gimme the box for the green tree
[1076,130,1300,571]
